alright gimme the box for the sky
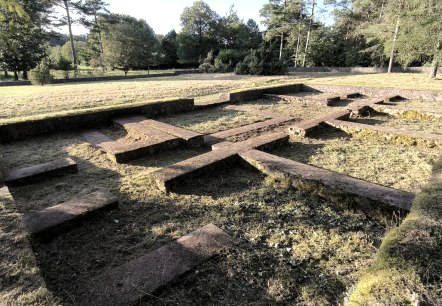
[61,0,333,36]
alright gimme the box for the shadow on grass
[3,127,391,305]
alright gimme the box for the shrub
[234,60,249,75]
[30,58,53,85]
[200,49,248,73]
[199,50,215,73]
[235,43,287,76]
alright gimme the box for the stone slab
[239,150,414,211]
[82,130,118,151]
[23,191,118,238]
[384,95,404,102]
[84,224,232,306]
[325,119,442,145]
[212,132,289,152]
[229,83,303,103]
[3,158,78,186]
[206,117,297,145]
[142,119,205,147]
[151,148,239,192]
[112,116,179,143]
[193,93,231,109]
[288,110,350,136]
[83,130,180,163]
[326,96,341,104]
[345,92,361,99]
[263,93,335,106]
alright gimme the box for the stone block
[3,158,77,186]
[24,191,118,239]
[84,224,232,306]
[239,150,414,211]
[151,148,239,192]
[206,117,297,145]
[141,119,205,147]
[288,110,350,137]
[212,132,289,152]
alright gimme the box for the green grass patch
[349,158,442,305]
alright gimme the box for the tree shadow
[330,99,353,107]
[172,163,267,199]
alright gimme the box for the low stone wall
[289,66,437,74]
[50,72,177,84]
[0,80,32,87]
[229,83,303,102]
[0,98,194,143]
[303,84,442,101]
[0,70,200,87]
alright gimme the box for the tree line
[0,0,441,81]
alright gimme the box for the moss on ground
[349,159,442,305]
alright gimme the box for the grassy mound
[349,159,442,305]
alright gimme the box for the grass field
[159,106,269,134]
[350,114,442,135]
[0,129,394,305]
[271,129,440,193]
[0,72,441,305]
[1,72,440,125]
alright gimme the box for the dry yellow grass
[1,72,440,125]
[271,129,440,193]
[0,74,292,122]
[0,72,440,305]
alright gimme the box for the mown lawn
[1,72,440,125]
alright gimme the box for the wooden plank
[3,158,78,186]
[23,191,118,239]
[239,150,414,211]
[84,224,232,306]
